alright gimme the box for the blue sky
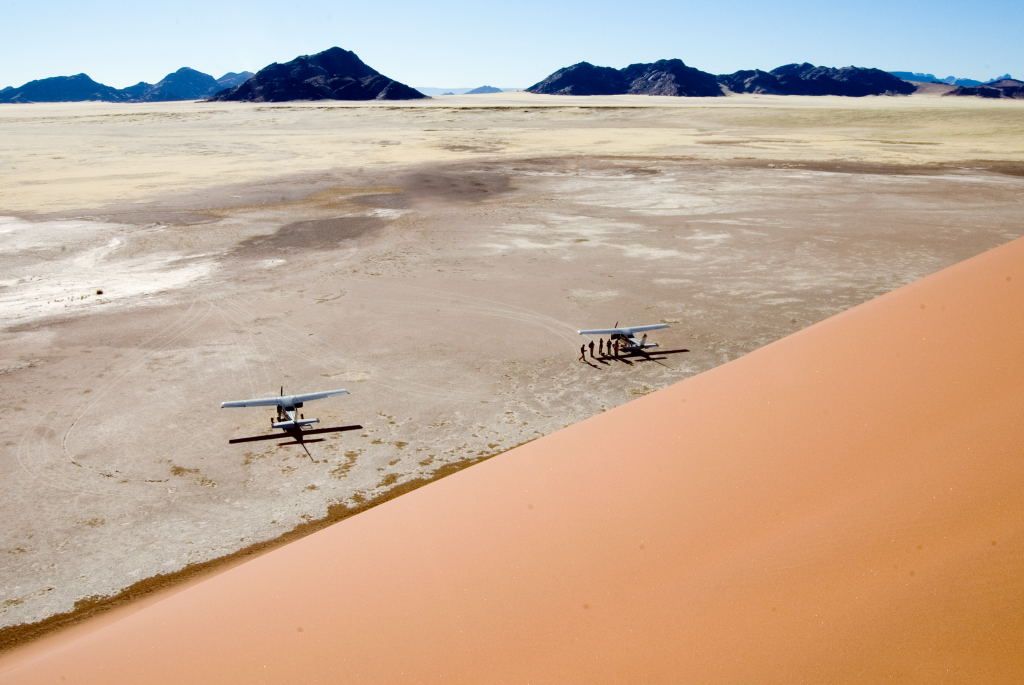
[1,0,1020,88]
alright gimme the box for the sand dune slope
[2,238,1023,683]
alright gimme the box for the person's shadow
[584,348,691,368]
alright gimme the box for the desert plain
[0,91,1023,646]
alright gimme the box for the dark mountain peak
[216,71,254,89]
[630,58,686,70]
[157,67,214,86]
[770,62,816,77]
[120,81,154,100]
[528,59,721,97]
[718,69,783,94]
[526,62,625,95]
[308,46,379,77]
[212,46,425,101]
[0,73,126,103]
[253,46,381,88]
[620,59,722,96]
[724,63,915,96]
[136,67,218,102]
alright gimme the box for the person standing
[599,338,605,357]
[612,340,619,357]
[588,339,596,359]
[579,344,587,362]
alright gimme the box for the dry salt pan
[0,216,215,326]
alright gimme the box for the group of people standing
[578,335,644,362]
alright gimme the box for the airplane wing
[220,389,348,409]
[220,396,286,409]
[287,389,349,404]
[578,323,669,336]
[577,328,625,336]
[622,323,669,334]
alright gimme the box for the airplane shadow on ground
[227,424,364,446]
[227,424,364,463]
[582,348,690,369]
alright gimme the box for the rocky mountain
[211,47,425,101]
[621,59,722,96]
[466,85,502,94]
[137,67,219,102]
[526,62,625,95]
[530,59,917,97]
[720,63,915,96]
[0,67,252,103]
[528,59,722,96]
[120,81,154,100]
[216,71,253,90]
[0,73,127,103]
[717,69,784,94]
[946,78,1024,99]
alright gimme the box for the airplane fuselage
[608,333,659,350]
[272,407,320,430]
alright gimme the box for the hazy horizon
[1,0,1021,89]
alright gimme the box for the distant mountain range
[211,47,424,101]
[0,68,253,103]
[946,78,1024,99]
[888,71,1015,87]
[528,61,914,97]
[417,86,514,96]
[889,71,984,87]
[3,49,1018,103]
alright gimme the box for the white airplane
[221,387,353,459]
[577,322,669,352]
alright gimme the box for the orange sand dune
[2,239,1023,683]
